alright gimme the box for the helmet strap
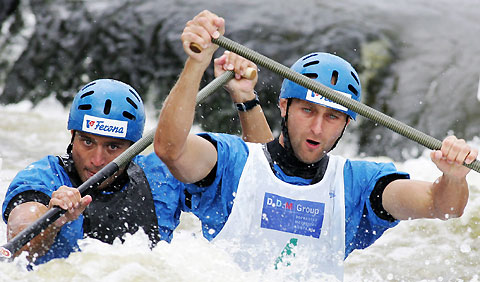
[329,118,349,152]
[280,99,295,155]
[67,130,76,154]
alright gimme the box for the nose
[310,114,324,136]
[90,147,107,168]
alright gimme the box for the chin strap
[66,130,76,154]
[281,99,295,156]
[329,119,349,152]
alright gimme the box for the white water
[1,98,480,281]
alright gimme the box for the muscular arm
[155,10,272,183]
[382,177,468,220]
[213,51,273,144]
[5,187,91,261]
[155,57,219,183]
[7,202,59,260]
[383,136,477,220]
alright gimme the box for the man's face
[279,98,349,164]
[71,131,132,186]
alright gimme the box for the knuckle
[443,138,454,146]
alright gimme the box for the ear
[279,98,288,118]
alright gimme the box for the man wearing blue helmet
[155,10,478,280]
[3,55,272,264]
[2,79,178,265]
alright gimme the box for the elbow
[435,203,466,220]
[154,133,182,164]
[154,140,179,164]
[432,179,469,220]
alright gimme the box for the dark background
[1,0,479,160]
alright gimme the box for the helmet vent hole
[331,71,339,85]
[348,85,358,96]
[303,54,318,61]
[303,60,319,68]
[78,104,91,110]
[303,73,318,79]
[351,71,360,85]
[80,90,94,99]
[104,99,112,115]
[123,111,136,121]
[81,82,96,91]
[126,97,138,109]
[129,89,141,102]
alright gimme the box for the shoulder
[343,158,409,205]
[197,132,246,148]
[133,153,164,168]
[132,153,183,185]
[197,132,249,161]
[2,156,68,222]
[344,158,409,182]
[11,155,66,182]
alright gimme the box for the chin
[301,153,325,164]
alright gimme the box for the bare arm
[154,10,223,183]
[154,57,219,183]
[155,10,273,183]
[6,186,91,261]
[214,51,274,143]
[7,202,58,261]
[383,136,478,220]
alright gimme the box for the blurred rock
[1,0,479,160]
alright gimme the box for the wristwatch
[236,92,260,112]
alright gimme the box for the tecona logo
[82,114,128,138]
[305,89,350,112]
[0,247,12,259]
[266,196,321,216]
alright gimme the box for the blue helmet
[280,52,361,119]
[67,79,145,142]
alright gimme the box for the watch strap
[236,92,260,112]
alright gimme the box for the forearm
[6,202,60,261]
[238,106,274,143]
[431,174,469,219]
[155,58,207,162]
[383,176,469,220]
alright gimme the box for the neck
[279,133,285,147]
[267,137,328,180]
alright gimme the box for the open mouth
[86,170,98,178]
[306,139,320,146]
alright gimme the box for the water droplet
[460,243,471,253]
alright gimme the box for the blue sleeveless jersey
[186,133,409,258]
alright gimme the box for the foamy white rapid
[0,97,479,282]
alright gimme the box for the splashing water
[1,95,479,281]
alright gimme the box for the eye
[302,107,312,113]
[108,144,120,150]
[328,113,339,120]
[83,139,93,146]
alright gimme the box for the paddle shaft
[0,70,236,261]
[210,35,480,173]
